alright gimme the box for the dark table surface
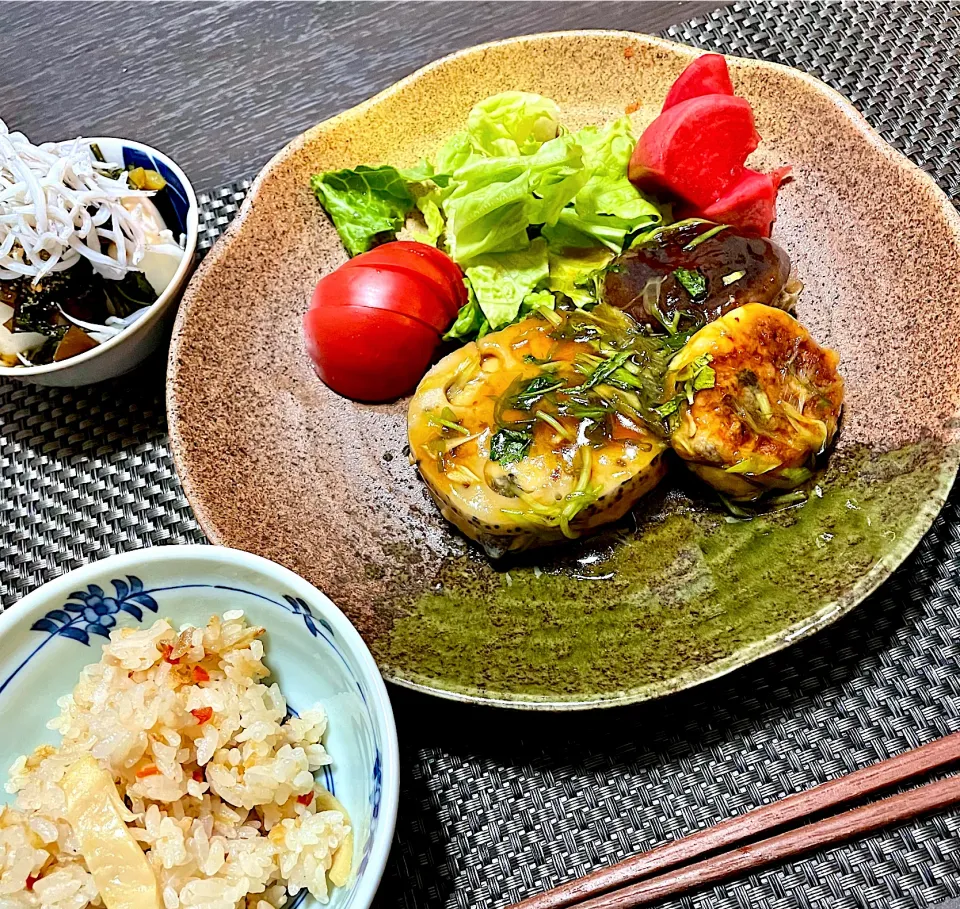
[2,1,723,191]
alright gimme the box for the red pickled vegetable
[662,54,734,111]
[159,643,180,665]
[694,166,792,237]
[192,666,210,683]
[297,792,314,806]
[136,764,160,779]
[191,707,213,725]
[628,94,760,209]
[192,769,205,782]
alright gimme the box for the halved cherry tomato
[384,241,468,308]
[341,242,466,317]
[304,304,439,402]
[311,265,452,335]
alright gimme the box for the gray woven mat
[3,2,960,908]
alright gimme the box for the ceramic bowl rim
[0,136,200,380]
[166,30,960,710]
[0,544,401,907]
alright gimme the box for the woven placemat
[3,2,960,908]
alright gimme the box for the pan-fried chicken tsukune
[408,305,670,556]
[408,298,844,553]
[661,304,844,501]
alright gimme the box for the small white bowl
[0,137,199,387]
[0,545,400,909]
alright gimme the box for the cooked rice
[0,614,350,909]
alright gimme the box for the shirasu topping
[0,119,157,283]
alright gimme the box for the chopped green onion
[722,270,746,286]
[535,411,574,441]
[683,224,730,251]
[426,412,470,435]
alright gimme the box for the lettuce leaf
[434,132,476,176]
[443,169,532,261]
[520,290,556,316]
[466,92,561,157]
[309,166,415,256]
[443,289,489,341]
[445,273,555,343]
[309,95,666,339]
[543,117,661,251]
[411,191,445,246]
[547,246,614,307]
[443,134,584,260]
[463,237,549,330]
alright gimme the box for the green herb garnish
[655,354,716,425]
[653,397,681,420]
[722,270,746,286]
[674,267,707,302]
[489,427,533,465]
[511,374,566,408]
[571,349,633,392]
[682,223,729,251]
[688,356,717,398]
[427,407,470,436]
[535,411,574,440]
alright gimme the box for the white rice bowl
[0,613,351,909]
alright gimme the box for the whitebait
[0,120,155,282]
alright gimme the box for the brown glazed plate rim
[167,31,960,710]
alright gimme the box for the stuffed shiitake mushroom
[602,221,796,334]
[408,306,669,556]
[659,303,844,501]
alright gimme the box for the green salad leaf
[463,238,549,330]
[547,246,613,308]
[520,290,556,317]
[443,134,585,261]
[412,191,445,246]
[309,166,415,256]
[466,92,561,157]
[443,290,488,342]
[309,92,667,339]
[543,117,661,252]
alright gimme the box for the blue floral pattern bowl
[0,545,399,909]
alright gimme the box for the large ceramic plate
[167,32,960,709]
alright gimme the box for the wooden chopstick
[510,730,960,909]
[565,774,960,909]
